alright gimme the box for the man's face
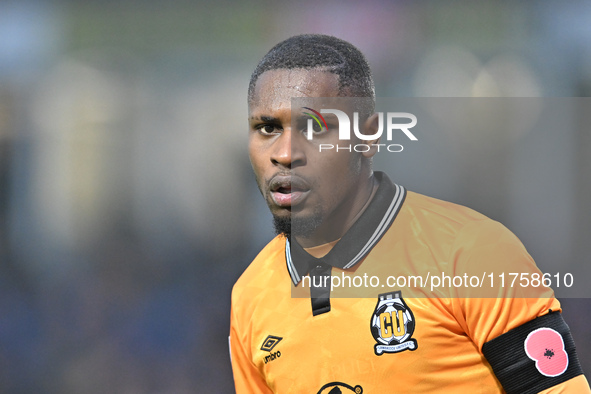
[248,68,371,240]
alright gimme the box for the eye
[300,119,327,135]
[311,121,324,133]
[256,124,280,135]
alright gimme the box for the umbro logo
[260,335,282,352]
[261,335,283,364]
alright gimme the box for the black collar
[285,171,406,285]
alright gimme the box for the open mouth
[269,176,310,207]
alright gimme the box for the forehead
[249,69,340,114]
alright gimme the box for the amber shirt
[230,172,589,393]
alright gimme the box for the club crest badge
[370,291,418,355]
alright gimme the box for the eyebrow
[250,115,280,122]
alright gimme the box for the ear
[360,113,381,158]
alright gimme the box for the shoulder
[232,235,287,301]
[401,190,516,243]
[231,235,290,338]
[397,190,532,280]
[403,190,490,225]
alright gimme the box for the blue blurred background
[0,0,589,392]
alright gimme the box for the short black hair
[248,34,375,107]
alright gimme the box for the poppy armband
[482,311,584,394]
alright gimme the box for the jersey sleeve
[449,219,589,394]
[229,289,273,394]
[538,375,591,393]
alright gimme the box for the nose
[270,128,306,169]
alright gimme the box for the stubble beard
[272,205,323,239]
[255,172,324,239]
[254,170,339,240]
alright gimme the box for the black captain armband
[482,311,583,394]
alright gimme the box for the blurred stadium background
[0,0,589,392]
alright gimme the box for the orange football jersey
[230,172,589,393]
